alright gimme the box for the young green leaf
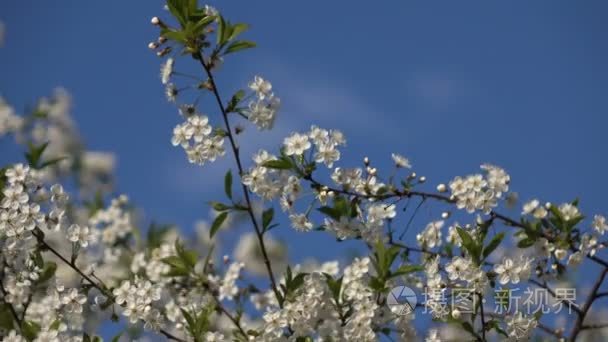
[390,264,424,278]
[517,237,535,248]
[210,212,228,238]
[456,227,481,263]
[262,207,274,231]
[22,320,41,340]
[25,142,49,169]
[0,304,14,330]
[224,40,256,55]
[228,23,249,41]
[224,170,233,200]
[262,159,292,170]
[217,15,227,44]
[36,261,57,284]
[226,90,245,113]
[483,232,505,259]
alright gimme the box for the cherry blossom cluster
[2,1,608,341]
[448,164,510,214]
[0,90,115,193]
[113,278,163,327]
[247,76,281,130]
[171,108,226,166]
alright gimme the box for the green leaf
[317,206,340,220]
[517,237,535,248]
[22,321,41,340]
[224,40,256,55]
[193,15,216,33]
[147,222,172,249]
[111,333,123,342]
[0,304,14,330]
[162,256,185,268]
[166,0,187,26]
[181,308,196,334]
[324,274,343,302]
[289,273,307,292]
[217,15,227,44]
[210,212,228,238]
[390,264,424,278]
[262,159,292,170]
[483,232,505,259]
[40,156,67,169]
[161,29,187,44]
[165,267,190,277]
[175,240,198,269]
[36,261,57,284]
[224,170,233,200]
[25,142,49,169]
[456,227,480,262]
[228,23,249,41]
[226,90,245,113]
[210,201,231,212]
[32,250,44,268]
[262,208,274,231]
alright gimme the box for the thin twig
[193,52,283,307]
[33,230,186,342]
[0,275,22,331]
[570,268,608,341]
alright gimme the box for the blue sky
[1,0,608,338]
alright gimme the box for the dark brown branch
[192,52,283,307]
[570,268,608,341]
[33,230,186,342]
[581,323,608,331]
[0,272,22,331]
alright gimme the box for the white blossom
[505,312,537,340]
[417,220,444,248]
[160,57,174,84]
[283,132,311,156]
[391,153,411,168]
[289,213,313,232]
[592,215,607,235]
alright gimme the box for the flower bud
[419,176,426,183]
[436,183,447,192]
[151,16,161,25]
[441,211,450,219]
[157,47,172,57]
[148,42,158,50]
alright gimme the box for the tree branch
[193,51,283,307]
[32,230,186,342]
[569,268,608,341]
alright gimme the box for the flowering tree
[1,1,608,341]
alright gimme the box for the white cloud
[406,71,470,109]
